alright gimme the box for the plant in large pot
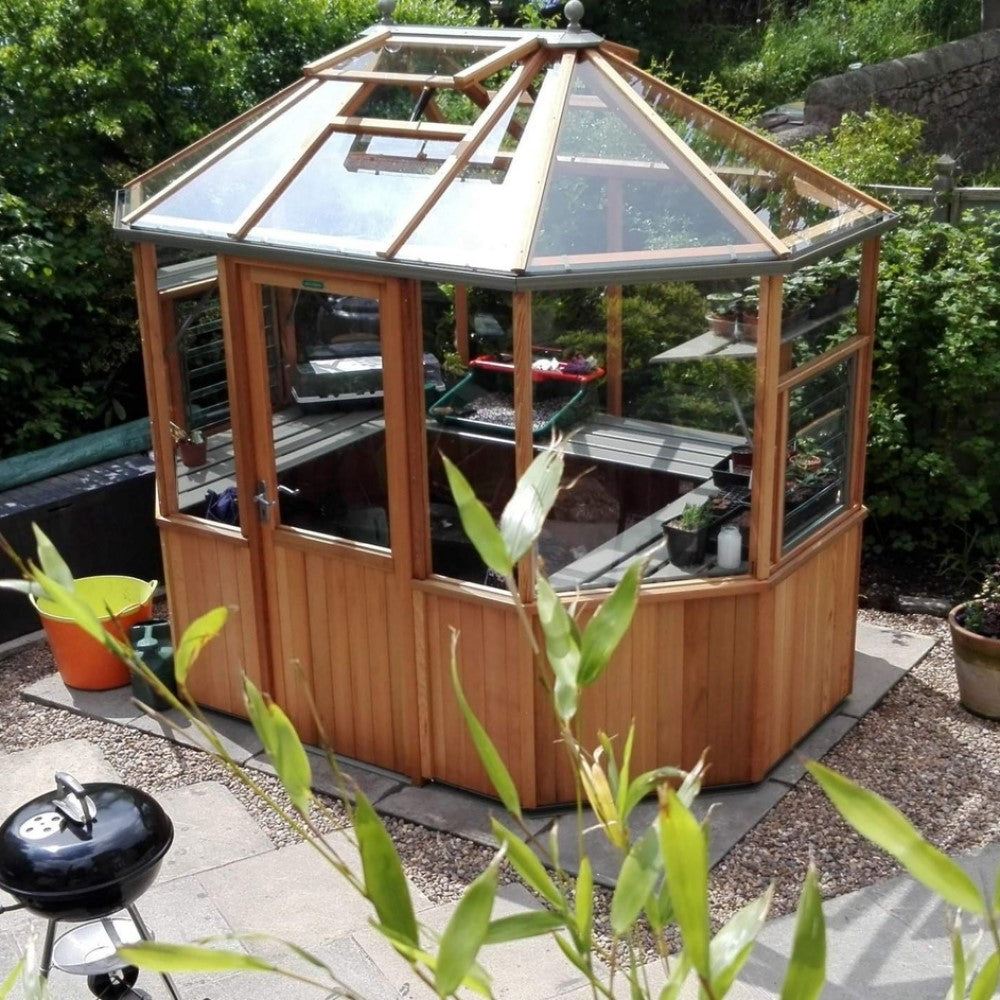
[663,500,711,567]
[949,562,1000,719]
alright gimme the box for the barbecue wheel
[86,965,139,998]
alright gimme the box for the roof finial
[377,0,397,24]
[565,0,585,31]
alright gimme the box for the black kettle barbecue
[0,772,180,998]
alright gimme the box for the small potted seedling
[663,500,712,567]
[170,422,208,468]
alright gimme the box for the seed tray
[470,354,604,384]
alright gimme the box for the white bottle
[717,524,742,571]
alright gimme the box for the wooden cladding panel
[750,524,860,778]
[270,543,416,777]
[159,522,262,716]
[422,590,537,803]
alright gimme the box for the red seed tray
[469,355,605,384]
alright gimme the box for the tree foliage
[0,0,474,454]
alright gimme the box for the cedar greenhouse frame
[115,10,896,806]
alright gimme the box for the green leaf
[536,576,580,721]
[268,701,313,814]
[659,788,710,978]
[0,959,23,999]
[808,761,985,914]
[452,641,522,819]
[243,677,275,751]
[949,912,967,1000]
[575,855,593,949]
[710,886,774,996]
[435,856,499,996]
[174,607,228,687]
[32,523,74,591]
[970,951,1000,1000]
[484,910,565,944]
[354,793,419,948]
[443,455,513,576]
[32,570,120,651]
[780,866,825,1000]
[578,561,642,686]
[118,942,274,974]
[0,580,43,597]
[499,446,563,562]
[491,819,563,909]
[611,826,661,935]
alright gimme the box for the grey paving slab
[376,781,549,849]
[695,780,791,866]
[131,707,264,764]
[246,744,405,806]
[0,738,120,819]
[21,672,145,726]
[155,781,274,882]
[843,624,937,719]
[767,711,858,786]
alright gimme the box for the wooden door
[237,263,422,780]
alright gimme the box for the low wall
[804,29,1000,172]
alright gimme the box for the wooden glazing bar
[784,206,881,248]
[380,51,545,260]
[329,117,469,140]
[751,275,783,579]
[513,290,536,604]
[511,52,576,272]
[463,79,526,141]
[454,285,470,363]
[552,155,672,178]
[454,36,541,87]
[605,285,623,416]
[599,48,892,215]
[598,40,640,63]
[315,69,455,88]
[849,237,881,504]
[229,123,334,240]
[304,27,390,74]
[777,334,865,393]
[587,51,789,258]
[123,79,322,225]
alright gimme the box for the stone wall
[804,29,1000,172]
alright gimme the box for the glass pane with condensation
[133,80,362,234]
[528,61,762,268]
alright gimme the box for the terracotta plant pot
[178,439,208,468]
[948,603,1000,719]
[707,313,736,338]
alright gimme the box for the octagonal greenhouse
[115,8,897,806]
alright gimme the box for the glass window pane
[782,356,855,551]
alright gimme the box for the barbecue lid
[0,773,173,897]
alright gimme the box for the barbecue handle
[53,772,96,828]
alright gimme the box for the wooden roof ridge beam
[123,79,324,225]
[304,28,390,75]
[454,36,542,88]
[315,69,455,88]
[599,47,892,215]
[229,122,336,240]
[586,50,790,258]
[378,49,548,260]
[509,51,576,273]
[598,40,640,63]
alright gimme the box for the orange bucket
[30,576,158,690]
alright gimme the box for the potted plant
[705,291,741,338]
[949,563,1000,719]
[169,422,208,468]
[663,500,711,567]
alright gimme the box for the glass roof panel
[133,79,364,233]
[612,61,879,245]
[528,60,766,269]
[396,61,560,272]
[369,40,506,76]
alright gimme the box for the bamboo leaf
[780,866,825,1000]
[970,951,1000,1000]
[710,886,774,996]
[443,455,512,576]
[949,912,966,1000]
[484,910,565,944]
[32,523,74,591]
[0,580,44,597]
[575,855,593,949]
[578,561,642,686]
[659,788,710,978]
[611,826,661,935]
[491,819,563,909]
[175,607,228,687]
[452,639,522,819]
[499,446,563,563]
[435,855,499,996]
[0,959,23,1000]
[354,793,419,948]
[32,570,120,651]
[118,942,275,974]
[536,576,580,721]
[268,701,313,814]
[243,677,276,752]
[808,761,985,914]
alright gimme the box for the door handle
[253,481,275,523]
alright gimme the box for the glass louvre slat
[528,61,761,267]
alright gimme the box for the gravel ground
[0,604,990,938]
